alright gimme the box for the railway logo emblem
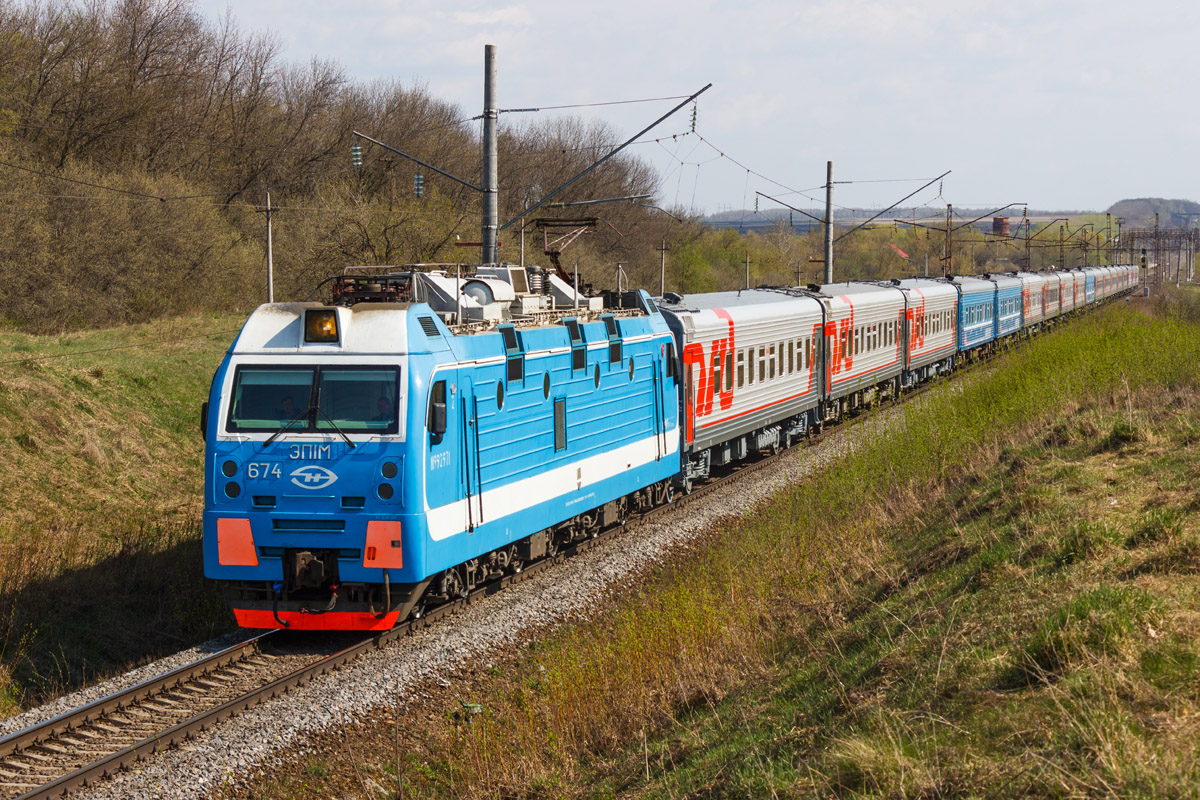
[290,465,338,490]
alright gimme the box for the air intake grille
[418,316,440,337]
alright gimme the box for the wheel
[441,568,466,600]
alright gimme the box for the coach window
[724,353,733,392]
[737,350,745,388]
[712,352,722,396]
[759,347,766,382]
[768,345,776,380]
[788,340,794,374]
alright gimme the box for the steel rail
[8,294,1127,799]
[0,631,274,762]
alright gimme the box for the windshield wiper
[315,407,357,449]
[262,408,311,448]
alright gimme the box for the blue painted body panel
[954,278,996,351]
[992,281,1023,338]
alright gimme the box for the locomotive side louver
[418,316,440,337]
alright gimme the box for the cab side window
[427,379,447,443]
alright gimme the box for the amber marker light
[304,309,339,343]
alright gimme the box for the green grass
[569,391,1200,798]
[0,313,241,711]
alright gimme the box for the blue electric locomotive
[203,272,678,630]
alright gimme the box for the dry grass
[0,314,238,710]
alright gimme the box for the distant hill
[1107,198,1200,228]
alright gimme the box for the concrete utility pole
[266,189,274,302]
[256,189,276,302]
[944,204,953,276]
[481,44,499,265]
[823,161,834,283]
[656,238,669,296]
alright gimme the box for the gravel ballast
[17,405,905,800]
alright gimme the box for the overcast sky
[196,0,1197,216]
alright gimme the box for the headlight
[304,309,339,343]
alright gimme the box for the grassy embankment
[240,294,1200,798]
[0,314,240,716]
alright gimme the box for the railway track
[0,358,952,800]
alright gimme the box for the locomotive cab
[202,301,432,630]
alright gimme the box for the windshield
[226,365,401,434]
